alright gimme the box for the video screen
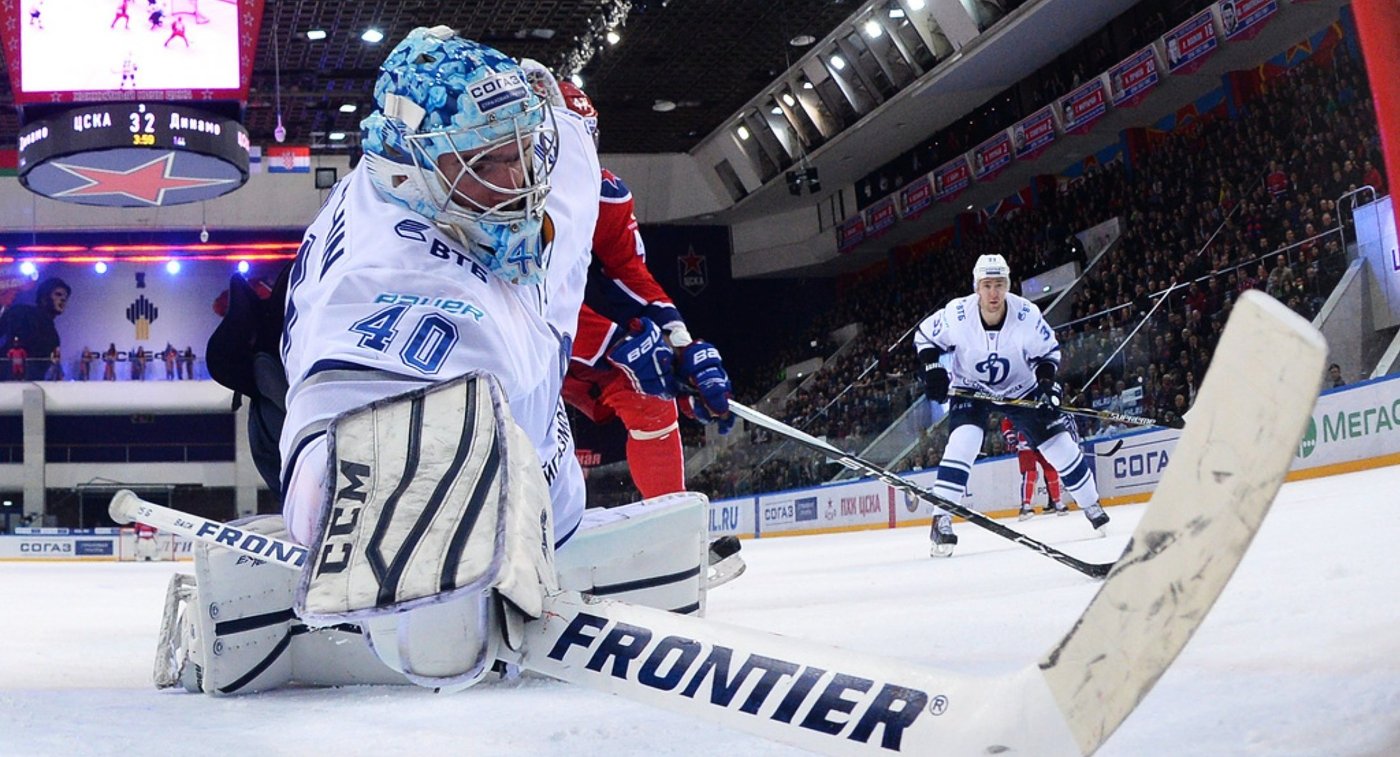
[14,0,248,101]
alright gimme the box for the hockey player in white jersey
[150,28,722,698]
[913,254,1108,557]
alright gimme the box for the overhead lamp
[789,34,816,46]
[338,103,357,113]
[19,261,36,277]
[94,261,108,274]
[329,131,347,141]
[802,81,814,90]
[863,19,883,38]
[889,8,905,19]
[605,30,621,45]
[570,74,584,87]
[908,0,925,9]
[736,125,751,141]
[830,55,846,71]
[361,28,384,43]
[770,105,783,115]
[652,99,677,112]
[306,29,327,41]
[165,260,181,275]
[781,93,796,107]
[237,261,250,274]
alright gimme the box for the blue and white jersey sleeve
[1014,297,1061,370]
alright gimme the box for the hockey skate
[1082,502,1110,532]
[929,514,958,557]
[707,536,746,588]
[1018,504,1034,521]
[1049,501,1068,516]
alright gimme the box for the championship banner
[971,131,1014,181]
[864,196,897,239]
[1059,76,1109,136]
[932,156,971,201]
[836,215,865,254]
[1011,106,1057,160]
[1163,9,1219,75]
[1217,0,1278,41]
[1107,46,1160,108]
[898,174,935,220]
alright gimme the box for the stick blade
[1040,291,1327,754]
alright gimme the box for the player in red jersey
[557,82,732,498]
[1001,416,1066,519]
[111,0,131,29]
[165,15,189,47]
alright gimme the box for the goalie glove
[675,341,734,434]
[607,317,677,398]
[918,348,950,403]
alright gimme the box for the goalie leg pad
[557,492,708,616]
[298,372,558,690]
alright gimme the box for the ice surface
[3,466,1399,756]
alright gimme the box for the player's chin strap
[948,388,1186,430]
[726,400,1116,579]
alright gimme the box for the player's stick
[727,401,1116,579]
[109,490,308,568]
[948,388,1186,429]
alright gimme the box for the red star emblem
[678,248,705,275]
[51,153,234,206]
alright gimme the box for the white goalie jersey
[913,292,1060,400]
[279,107,600,546]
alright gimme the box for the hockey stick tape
[108,489,141,525]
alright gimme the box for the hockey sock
[627,423,685,498]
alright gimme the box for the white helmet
[972,254,1011,290]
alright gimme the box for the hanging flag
[265,145,311,173]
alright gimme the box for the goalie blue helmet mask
[361,26,557,285]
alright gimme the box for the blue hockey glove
[607,318,677,398]
[675,340,734,434]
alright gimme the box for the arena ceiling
[0,0,864,155]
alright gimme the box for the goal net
[170,0,210,24]
[118,527,180,561]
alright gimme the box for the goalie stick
[948,388,1186,429]
[727,401,1116,579]
[109,292,1325,755]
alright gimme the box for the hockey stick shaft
[727,402,1112,579]
[108,489,309,569]
[948,389,1185,429]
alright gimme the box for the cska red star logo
[677,247,707,296]
[50,152,236,206]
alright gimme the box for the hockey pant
[563,361,684,498]
[1018,450,1061,505]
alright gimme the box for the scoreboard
[18,103,249,208]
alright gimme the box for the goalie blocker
[138,373,720,695]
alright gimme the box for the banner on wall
[1218,0,1278,41]
[1164,9,1219,74]
[864,196,897,239]
[971,131,1014,181]
[836,215,866,253]
[1011,106,1057,160]
[1059,76,1110,136]
[898,174,935,220]
[932,155,971,201]
[1107,46,1161,108]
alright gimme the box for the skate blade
[929,543,956,558]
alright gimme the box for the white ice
[3,465,1399,756]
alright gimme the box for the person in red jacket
[1001,416,1066,519]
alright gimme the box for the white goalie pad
[165,514,406,696]
[298,372,557,625]
[557,492,709,616]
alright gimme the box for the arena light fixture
[338,103,357,113]
[329,132,347,141]
[736,125,751,141]
[830,55,847,71]
[306,29,327,41]
[890,8,905,19]
[94,261,108,274]
[790,34,816,46]
[781,93,796,107]
[570,74,584,88]
[908,0,925,9]
[19,261,36,277]
[237,261,251,274]
[864,19,883,38]
[605,30,621,45]
[165,260,181,275]
[770,105,783,115]
[361,28,384,43]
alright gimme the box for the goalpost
[170,0,209,24]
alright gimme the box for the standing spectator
[103,343,118,381]
[45,347,63,381]
[7,337,26,380]
[0,277,71,380]
[162,343,177,380]
[1327,363,1345,388]
[181,346,196,379]
[79,346,93,381]
[129,346,143,381]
